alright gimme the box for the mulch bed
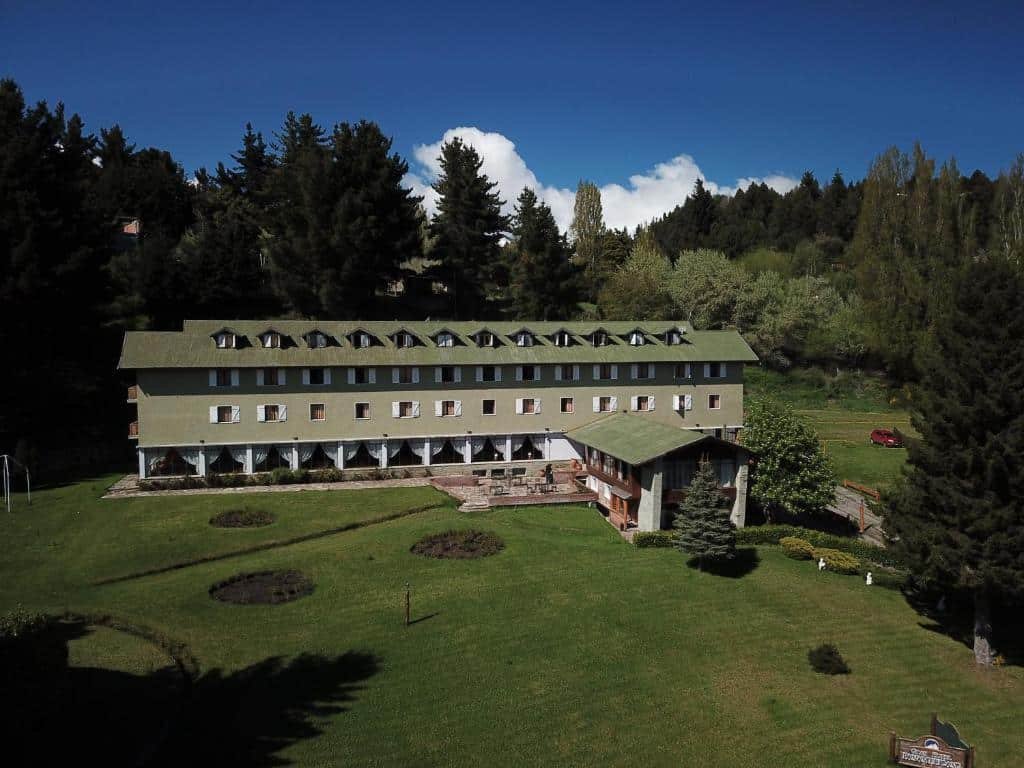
[209,508,276,528]
[209,570,314,605]
[410,530,505,559]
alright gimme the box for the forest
[2,75,1023,476]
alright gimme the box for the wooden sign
[889,733,974,768]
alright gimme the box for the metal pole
[3,456,10,514]
[404,582,410,627]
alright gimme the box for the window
[438,366,457,384]
[477,331,495,348]
[554,364,579,381]
[521,364,536,381]
[665,330,681,345]
[308,367,326,385]
[355,402,370,419]
[480,366,498,382]
[633,363,655,380]
[516,332,533,347]
[709,394,721,410]
[706,362,726,378]
[215,368,232,387]
[437,332,454,347]
[629,331,645,346]
[674,363,692,379]
[309,332,327,348]
[592,331,608,347]
[395,366,417,384]
[310,403,326,421]
[596,364,616,380]
[599,396,614,413]
[216,405,233,423]
[398,401,415,418]
[441,400,458,416]
[354,368,370,384]
[553,331,571,347]
[263,404,281,422]
[396,332,415,348]
[521,398,536,414]
[262,332,281,349]
[560,397,574,414]
[352,332,372,349]
[634,395,651,412]
[482,399,496,415]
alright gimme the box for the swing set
[1,454,31,513]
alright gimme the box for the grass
[746,367,914,489]
[3,478,1023,766]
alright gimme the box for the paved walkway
[103,474,434,500]
[829,485,887,546]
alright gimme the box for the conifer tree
[887,257,1024,665]
[673,461,736,569]
[429,137,508,318]
[569,180,604,270]
[507,188,579,319]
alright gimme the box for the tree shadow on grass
[685,547,760,578]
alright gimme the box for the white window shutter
[648,363,655,379]
[704,363,711,379]
[475,366,483,383]
[368,368,376,384]
[515,366,523,382]
[494,367,501,382]
[534,398,541,414]
[593,364,600,379]
[454,400,463,416]
[435,367,442,383]
[392,367,400,384]
[257,405,266,422]
[454,367,462,383]
[209,406,218,423]
[649,395,656,411]
[684,394,693,411]
[592,397,600,413]
[302,368,310,385]
[631,364,638,380]
[630,396,638,411]
[611,364,618,380]
[434,400,443,417]
[533,367,541,381]
[673,395,681,411]
[412,401,420,418]
[412,367,420,384]
[685,364,692,379]
[516,398,524,415]
[231,405,241,423]
[231,369,239,386]
[324,368,332,385]
[720,363,727,377]
[257,369,264,386]
[573,365,580,381]
[554,366,562,381]
[610,396,618,411]
[208,370,217,387]
[278,404,287,422]
[391,401,400,418]
[279,368,286,385]
[347,368,355,385]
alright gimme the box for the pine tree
[507,188,579,319]
[673,461,736,569]
[429,137,508,318]
[887,257,1024,665]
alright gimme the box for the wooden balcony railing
[128,421,139,439]
[127,385,139,402]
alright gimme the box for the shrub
[316,468,345,483]
[735,524,904,569]
[411,530,505,559]
[209,508,276,528]
[813,547,860,574]
[808,643,850,674]
[633,531,676,548]
[780,536,815,560]
[0,608,68,690]
[860,568,905,591]
[206,472,249,488]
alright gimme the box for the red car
[870,429,902,448]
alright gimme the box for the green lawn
[746,368,914,489]
[3,478,1022,766]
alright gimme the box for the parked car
[870,428,902,448]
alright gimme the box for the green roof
[118,319,758,370]
[566,413,712,465]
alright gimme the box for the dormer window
[437,332,454,348]
[629,331,645,346]
[396,332,416,349]
[515,331,534,347]
[665,329,682,345]
[591,331,608,347]
[349,330,376,349]
[308,331,328,349]
[473,330,498,348]
[215,332,236,349]
[553,331,571,347]
[260,331,282,349]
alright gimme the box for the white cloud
[404,126,799,234]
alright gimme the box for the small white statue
[818,557,827,572]
[865,571,873,586]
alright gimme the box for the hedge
[812,547,860,574]
[735,525,904,569]
[633,531,676,548]
[780,536,815,560]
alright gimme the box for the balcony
[128,421,139,439]
[127,384,138,403]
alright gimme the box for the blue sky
[3,0,1023,229]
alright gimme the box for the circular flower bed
[209,570,314,605]
[209,508,276,528]
[410,529,505,559]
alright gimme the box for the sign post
[889,716,974,768]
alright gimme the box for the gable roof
[566,413,713,465]
[119,319,757,369]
